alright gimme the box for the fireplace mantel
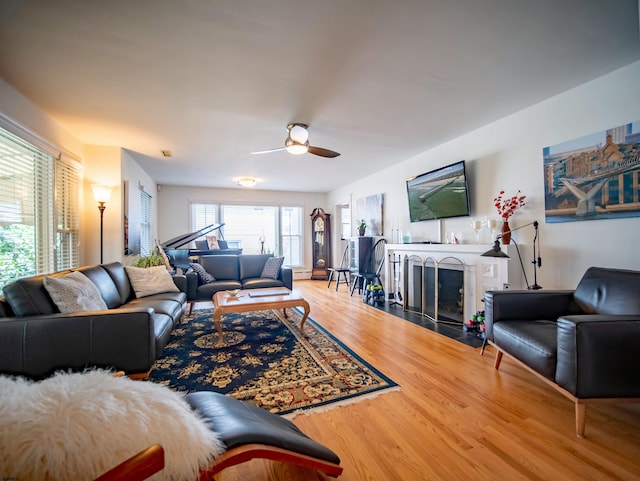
[384,243,524,322]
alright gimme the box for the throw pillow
[190,263,216,285]
[124,265,179,298]
[206,235,220,249]
[261,256,284,279]
[43,271,108,313]
[0,370,223,481]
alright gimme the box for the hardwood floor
[216,280,640,481]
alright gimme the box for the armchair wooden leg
[494,350,503,369]
[575,401,586,438]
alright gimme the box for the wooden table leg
[212,309,224,347]
[299,300,311,334]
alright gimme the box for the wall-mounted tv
[406,160,471,222]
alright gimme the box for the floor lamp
[91,184,113,264]
[480,220,542,290]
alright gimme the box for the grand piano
[161,223,243,270]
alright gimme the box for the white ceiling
[1,0,639,192]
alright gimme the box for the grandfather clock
[310,207,331,280]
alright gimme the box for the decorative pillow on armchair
[261,257,284,279]
[190,263,216,285]
[124,265,179,298]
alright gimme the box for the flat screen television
[406,160,471,222]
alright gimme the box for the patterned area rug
[148,308,399,415]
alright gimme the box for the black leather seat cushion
[185,391,341,465]
[493,320,557,381]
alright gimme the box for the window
[191,202,218,238]
[281,206,302,266]
[0,127,81,288]
[189,202,303,266]
[338,204,351,240]
[140,190,152,256]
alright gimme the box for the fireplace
[405,256,465,324]
[385,243,523,324]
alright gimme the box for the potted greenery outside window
[357,219,367,236]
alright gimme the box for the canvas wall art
[543,121,640,223]
[355,193,384,236]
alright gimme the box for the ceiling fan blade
[308,146,340,158]
[250,147,286,155]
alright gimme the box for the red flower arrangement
[494,190,526,219]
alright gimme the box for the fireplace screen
[403,255,465,324]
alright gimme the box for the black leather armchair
[484,266,640,437]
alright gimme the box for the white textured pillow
[0,370,223,481]
[125,265,179,298]
[43,271,108,313]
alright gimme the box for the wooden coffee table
[211,287,310,346]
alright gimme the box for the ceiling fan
[251,123,340,158]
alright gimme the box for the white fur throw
[0,370,224,481]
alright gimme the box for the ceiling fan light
[285,138,309,155]
[289,124,309,143]
[237,177,257,187]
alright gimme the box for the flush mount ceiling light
[237,177,257,188]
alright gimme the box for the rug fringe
[282,386,401,419]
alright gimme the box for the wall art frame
[542,121,640,223]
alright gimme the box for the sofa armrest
[484,289,576,340]
[185,270,199,301]
[556,314,640,398]
[0,308,157,378]
[279,267,293,290]
[171,273,187,293]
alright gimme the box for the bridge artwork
[543,122,640,223]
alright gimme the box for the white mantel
[384,243,524,322]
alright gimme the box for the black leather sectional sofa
[0,262,187,379]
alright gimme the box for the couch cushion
[125,266,180,298]
[493,320,557,381]
[261,256,284,279]
[127,297,184,327]
[101,262,134,304]
[199,255,239,281]
[574,266,640,315]
[196,280,243,299]
[238,254,272,280]
[242,278,285,289]
[75,265,122,308]
[43,271,108,313]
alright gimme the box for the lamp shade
[480,239,510,258]
[91,184,113,203]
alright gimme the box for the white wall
[329,61,640,289]
[157,185,327,276]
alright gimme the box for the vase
[358,229,365,236]
[501,220,511,244]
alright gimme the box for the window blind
[0,127,81,288]
[140,189,152,256]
